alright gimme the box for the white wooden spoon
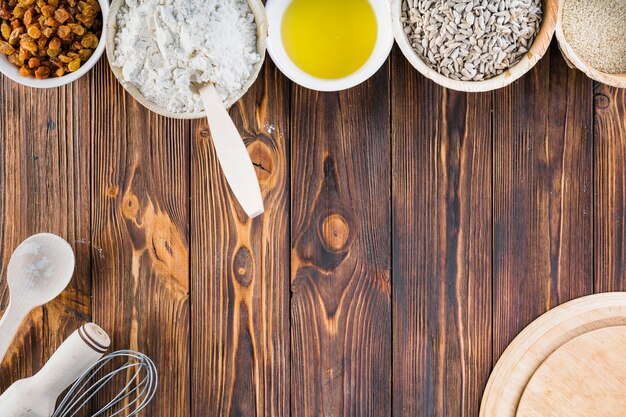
[0,233,75,364]
[197,83,264,218]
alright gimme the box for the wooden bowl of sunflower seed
[555,0,626,89]
[392,0,558,92]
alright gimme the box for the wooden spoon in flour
[196,83,264,218]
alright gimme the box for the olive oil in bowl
[281,0,378,79]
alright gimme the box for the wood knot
[321,214,350,251]
[107,186,118,198]
[200,129,210,138]
[247,140,274,183]
[233,246,253,287]
[122,194,139,218]
[594,94,610,109]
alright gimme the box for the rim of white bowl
[0,0,108,89]
[266,0,394,92]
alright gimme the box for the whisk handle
[31,323,110,400]
[0,324,110,417]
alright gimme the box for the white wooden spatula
[198,83,264,218]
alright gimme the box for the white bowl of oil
[266,0,393,92]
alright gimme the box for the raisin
[26,23,39,38]
[81,4,94,17]
[67,22,82,35]
[74,12,90,26]
[34,65,49,78]
[53,7,69,23]
[0,39,14,53]
[77,46,90,60]
[40,5,54,17]
[7,26,21,44]
[27,56,38,67]
[12,5,25,19]
[47,35,59,49]
[79,30,96,48]
[43,16,59,27]
[7,52,22,65]
[17,45,28,58]
[20,35,37,52]
[18,65,30,76]
[66,56,78,71]
[1,21,11,39]
[56,23,71,39]
[53,66,63,77]
[40,26,52,37]
[22,8,33,25]
[49,55,61,66]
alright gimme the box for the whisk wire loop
[51,350,158,417]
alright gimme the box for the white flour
[113,0,260,113]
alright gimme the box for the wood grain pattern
[290,66,391,416]
[594,85,626,292]
[391,51,492,417]
[90,61,190,416]
[0,78,91,391]
[517,326,626,417]
[1,42,625,417]
[191,61,290,416]
[492,49,594,359]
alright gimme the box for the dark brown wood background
[0,42,625,416]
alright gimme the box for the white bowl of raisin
[0,0,106,88]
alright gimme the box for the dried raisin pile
[0,0,102,79]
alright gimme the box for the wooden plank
[290,68,391,415]
[0,78,92,390]
[391,52,492,416]
[492,48,594,359]
[90,62,190,416]
[190,62,290,416]
[595,85,626,292]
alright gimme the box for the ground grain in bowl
[113,0,260,114]
[401,0,543,82]
[561,0,626,75]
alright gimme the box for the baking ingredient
[113,0,260,114]
[561,0,626,74]
[401,0,543,81]
[282,0,377,79]
[0,0,102,79]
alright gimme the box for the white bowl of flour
[106,0,268,119]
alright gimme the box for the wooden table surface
[0,43,624,416]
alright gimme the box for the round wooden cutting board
[516,326,626,417]
[480,292,626,417]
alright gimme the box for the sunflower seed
[401,0,542,81]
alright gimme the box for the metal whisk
[51,350,158,417]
